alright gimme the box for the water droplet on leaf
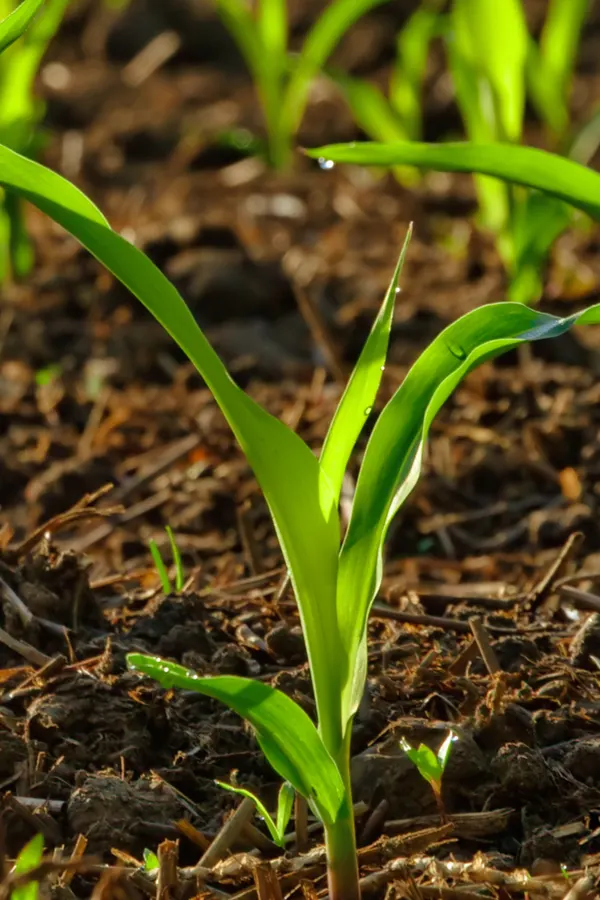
[446,340,467,361]
[318,157,335,170]
[364,406,373,416]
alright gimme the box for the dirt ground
[3,0,600,897]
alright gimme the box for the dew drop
[380,365,385,372]
[364,406,373,416]
[318,157,335,170]
[395,286,402,295]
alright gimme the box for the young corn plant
[5,12,600,897]
[0,0,69,282]
[400,731,455,821]
[206,0,393,169]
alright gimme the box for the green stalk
[324,730,360,900]
[324,811,360,900]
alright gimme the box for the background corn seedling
[0,0,69,282]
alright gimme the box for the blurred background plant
[0,0,69,282]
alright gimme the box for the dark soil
[3,1,600,897]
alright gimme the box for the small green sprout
[10,833,44,900]
[400,732,456,819]
[148,526,185,595]
[216,780,295,848]
[142,849,159,872]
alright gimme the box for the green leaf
[451,0,528,142]
[127,654,346,826]
[0,142,344,752]
[336,300,600,729]
[148,539,172,595]
[508,192,573,304]
[276,781,295,840]
[12,833,44,900]
[166,525,184,593]
[331,71,410,144]
[436,732,456,773]
[305,141,600,221]
[400,739,441,787]
[390,1,442,139]
[0,0,44,56]
[527,0,589,138]
[216,781,284,846]
[320,227,411,503]
[215,780,294,847]
[143,849,159,872]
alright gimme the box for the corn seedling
[400,731,455,821]
[5,14,600,896]
[0,0,69,282]
[148,526,185,595]
[9,833,43,900]
[206,0,393,169]
[216,780,295,847]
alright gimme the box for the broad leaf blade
[320,227,411,503]
[276,781,295,840]
[127,654,345,825]
[305,141,600,221]
[400,739,441,787]
[0,144,344,747]
[336,301,600,729]
[0,0,44,55]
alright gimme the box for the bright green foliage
[0,0,69,281]
[3,144,600,897]
[142,849,159,872]
[148,526,185,594]
[216,780,295,847]
[209,0,392,169]
[10,833,44,900]
[527,0,590,141]
[400,732,455,799]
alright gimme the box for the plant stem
[324,811,360,900]
[324,732,360,900]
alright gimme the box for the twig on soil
[122,31,181,88]
[526,531,584,613]
[157,839,179,900]
[558,584,600,613]
[199,796,257,870]
[469,617,501,674]
[360,799,389,845]
[384,808,513,840]
[59,834,88,887]
[286,270,346,385]
[0,626,51,666]
[5,653,66,700]
[0,856,99,900]
[562,875,597,900]
[252,861,284,900]
[2,793,61,843]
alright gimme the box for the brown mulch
[3,1,600,898]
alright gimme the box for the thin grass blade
[166,525,184,592]
[306,141,600,221]
[336,300,600,730]
[276,782,295,841]
[148,539,172,595]
[127,654,346,825]
[320,227,410,503]
[390,1,442,139]
[0,143,344,749]
[0,0,44,55]
[215,781,283,845]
